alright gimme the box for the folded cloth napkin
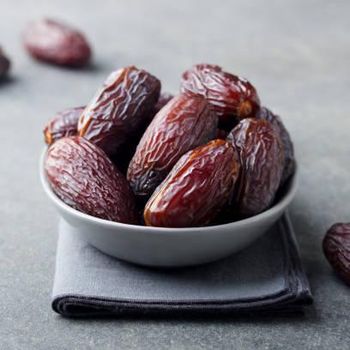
[52,214,312,317]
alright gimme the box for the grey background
[0,0,349,349]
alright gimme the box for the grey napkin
[52,214,312,317]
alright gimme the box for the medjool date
[23,18,91,67]
[227,118,284,216]
[78,66,160,156]
[144,139,240,227]
[181,64,260,123]
[127,93,218,197]
[154,92,174,113]
[256,107,295,184]
[323,223,350,285]
[44,106,84,145]
[45,136,138,224]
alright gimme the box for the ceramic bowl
[40,149,298,267]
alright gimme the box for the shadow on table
[54,304,319,325]
[0,75,17,88]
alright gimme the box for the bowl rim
[40,147,298,233]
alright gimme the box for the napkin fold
[52,214,312,317]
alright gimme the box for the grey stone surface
[0,0,349,349]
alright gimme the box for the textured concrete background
[0,0,349,349]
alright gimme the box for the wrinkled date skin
[0,48,10,79]
[180,64,260,124]
[256,107,295,184]
[23,18,91,67]
[323,223,350,285]
[109,93,173,175]
[127,93,218,197]
[227,118,284,217]
[45,136,138,224]
[111,93,174,172]
[110,94,174,175]
[144,139,240,227]
[137,92,174,130]
[44,106,85,145]
[78,66,161,156]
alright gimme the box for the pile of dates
[44,64,295,228]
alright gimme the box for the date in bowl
[40,150,298,267]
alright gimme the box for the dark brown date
[154,92,174,113]
[323,223,350,285]
[216,128,228,140]
[0,48,10,79]
[110,135,140,175]
[256,107,295,184]
[78,66,161,156]
[227,118,284,216]
[110,94,174,174]
[144,139,240,227]
[180,64,260,123]
[110,94,173,175]
[45,136,138,224]
[23,18,91,67]
[43,106,85,145]
[127,93,218,197]
[138,92,174,129]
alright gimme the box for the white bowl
[40,149,298,267]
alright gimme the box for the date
[139,92,174,129]
[0,48,10,80]
[154,92,174,113]
[216,128,228,140]
[44,106,85,145]
[127,93,218,197]
[110,94,173,174]
[78,66,161,156]
[23,18,91,67]
[109,94,173,174]
[227,118,284,216]
[256,107,295,184]
[180,64,260,123]
[144,139,240,227]
[45,136,138,224]
[323,223,350,285]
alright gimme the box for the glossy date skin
[44,106,85,145]
[45,136,138,224]
[78,66,161,156]
[323,223,350,286]
[23,19,91,67]
[227,118,284,216]
[137,92,175,130]
[256,107,295,184]
[180,64,260,123]
[109,93,174,175]
[127,93,218,197]
[110,94,174,174]
[144,139,240,227]
[0,48,10,79]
